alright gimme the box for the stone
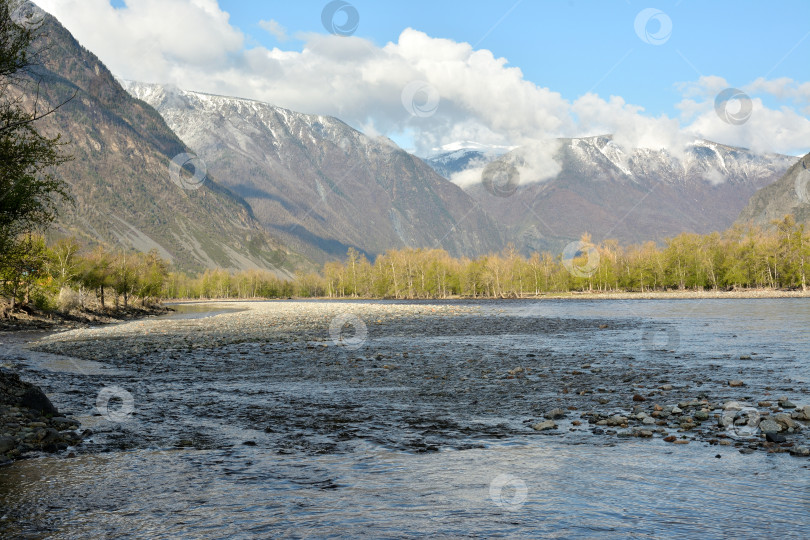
[673,439,690,444]
[636,430,653,438]
[723,401,742,411]
[773,413,798,430]
[633,394,646,402]
[532,420,557,431]
[544,408,567,420]
[778,399,797,409]
[795,405,810,421]
[642,417,655,425]
[728,380,745,387]
[694,411,709,421]
[789,446,810,457]
[660,385,673,391]
[671,406,682,414]
[758,419,781,433]
[0,436,15,454]
[607,415,628,427]
[50,417,78,429]
[663,436,677,443]
[19,387,59,416]
[765,432,786,443]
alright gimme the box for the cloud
[258,19,287,42]
[35,0,810,158]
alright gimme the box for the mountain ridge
[121,80,504,264]
[10,0,298,274]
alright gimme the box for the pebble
[728,380,745,387]
[532,420,557,431]
[759,419,781,433]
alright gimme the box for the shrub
[57,286,80,313]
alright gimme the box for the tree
[0,0,72,304]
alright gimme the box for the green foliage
[0,0,73,260]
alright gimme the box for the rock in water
[758,419,781,433]
[532,420,557,431]
[765,432,787,443]
[728,380,745,388]
[20,387,59,416]
[544,408,567,419]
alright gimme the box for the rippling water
[1,299,809,538]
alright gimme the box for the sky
[37,0,810,156]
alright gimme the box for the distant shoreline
[164,288,810,303]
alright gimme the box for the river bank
[162,287,810,304]
[0,303,170,463]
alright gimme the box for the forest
[3,215,807,311]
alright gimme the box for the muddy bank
[22,300,810,459]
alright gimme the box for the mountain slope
[10,1,296,274]
[121,82,503,263]
[455,136,796,252]
[736,152,810,227]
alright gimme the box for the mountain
[10,1,296,274]
[424,142,513,180]
[451,136,796,252]
[736,152,810,227]
[120,81,503,263]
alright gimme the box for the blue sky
[40,0,810,156]
[218,0,810,120]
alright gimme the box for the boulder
[19,387,59,416]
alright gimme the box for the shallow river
[1,299,808,538]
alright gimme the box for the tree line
[294,216,809,299]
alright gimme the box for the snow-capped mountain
[462,135,797,252]
[121,81,503,262]
[424,141,514,180]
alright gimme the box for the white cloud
[35,0,810,158]
[258,19,287,42]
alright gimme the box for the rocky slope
[121,82,503,263]
[736,152,810,228]
[10,1,297,274]
[435,137,796,252]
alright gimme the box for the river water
[1,299,809,538]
